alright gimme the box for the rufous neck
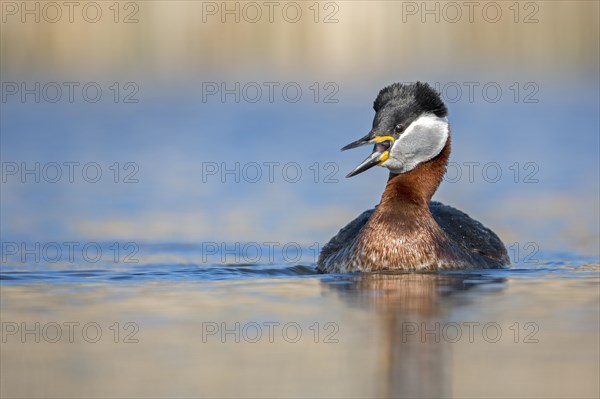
[379,138,450,209]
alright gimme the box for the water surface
[1,249,598,398]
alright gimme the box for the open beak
[342,135,395,178]
[341,133,373,151]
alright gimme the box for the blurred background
[1,1,599,254]
[1,2,599,399]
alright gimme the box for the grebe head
[343,82,449,177]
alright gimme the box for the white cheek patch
[381,114,449,174]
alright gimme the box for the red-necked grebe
[317,82,510,273]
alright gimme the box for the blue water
[1,244,597,284]
[1,82,599,252]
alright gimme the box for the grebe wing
[430,201,510,265]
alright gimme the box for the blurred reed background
[1,0,599,256]
[2,1,598,79]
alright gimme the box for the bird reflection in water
[321,272,506,398]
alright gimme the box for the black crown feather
[373,82,448,118]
